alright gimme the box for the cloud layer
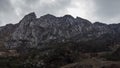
[93,0,120,23]
[0,0,120,26]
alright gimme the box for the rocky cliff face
[1,12,120,68]
[0,23,18,50]
[0,12,119,50]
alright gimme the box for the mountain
[0,12,120,68]
[0,23,18,51]
[2,12,119,49]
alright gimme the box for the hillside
[0,12,120,68]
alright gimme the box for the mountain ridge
[0,12,118,50]
[1,12,120,68]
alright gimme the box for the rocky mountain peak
[40,14,56,19]
[3,12,120,50]
[1,12,120,68]
[94,22,107,26]
[21,12,36,22]
[63,15,74,19]
[75,17,92,25]
[25,12,36,18]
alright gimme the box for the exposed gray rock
[2,12,120,49]
[0,23,17,50]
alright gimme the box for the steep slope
[0,12,120,68]
[5,12,117,51]
[0,23,17,51]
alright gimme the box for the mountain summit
[0,12,118,50]
[1,12,120,68]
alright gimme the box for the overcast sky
[0,0,120,26]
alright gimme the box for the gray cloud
[14,0,72,16]
[24,0,40,4]
[0,0,13,12]
[93,0,120,23]
[0,0,72,26]
[0,0,120,26]
[0,20,2,25]
[94,0,120,17]
[0,0,17,25]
